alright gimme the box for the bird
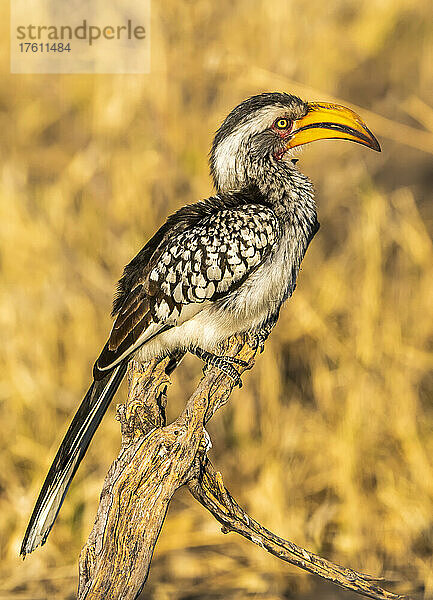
[21,92,380,557]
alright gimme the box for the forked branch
[77,336,410,600]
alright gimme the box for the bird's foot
[249,313,280,353]
[192,347,246,387]
[249,328,271,353]
[218,355,249,367]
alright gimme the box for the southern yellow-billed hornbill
[21,93,380,556]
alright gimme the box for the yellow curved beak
[287,102,381,152]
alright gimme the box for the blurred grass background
[1,0,433,598]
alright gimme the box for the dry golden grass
[1,0,432,598]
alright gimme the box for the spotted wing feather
[94,203,279,377]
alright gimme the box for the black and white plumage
[96,194,285,377]
[21,92,380,556]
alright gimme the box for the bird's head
[210,92,380,193]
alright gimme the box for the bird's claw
[222,356,249,367]
[249,330,268,353]
[194,347,244,387]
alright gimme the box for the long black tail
[20,362,128,557]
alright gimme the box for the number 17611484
[19,42,71,52]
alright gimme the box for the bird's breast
[213,223,308,330]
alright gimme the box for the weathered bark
[78,336,411,600]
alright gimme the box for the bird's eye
[275,118,291,129]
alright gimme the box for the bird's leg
[191,347,247,386]
[165,349,187,375]
[217,355,249,366]
[249,310,280,353]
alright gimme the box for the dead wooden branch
[77,336,411,600]
[188,461,410,600]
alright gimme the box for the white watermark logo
[11,0,151,74]
[16,20,147,46]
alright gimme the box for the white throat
[212,105,289,192]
